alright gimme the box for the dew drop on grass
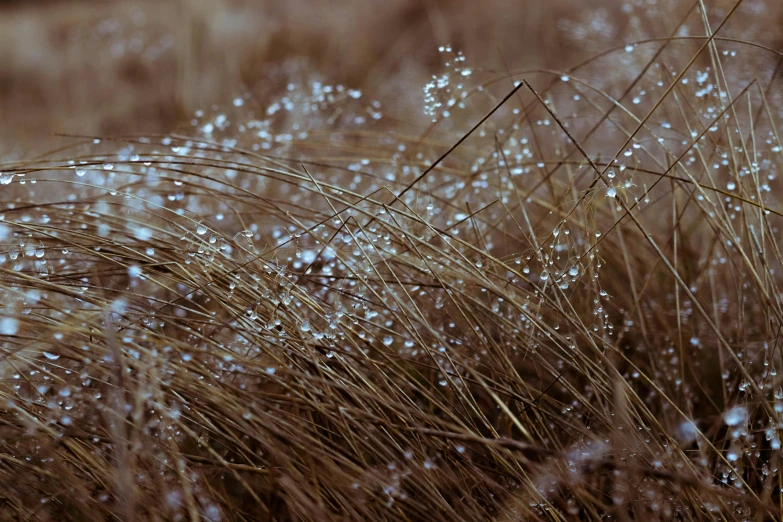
[727,444,740,462]
[724,405,748,426]
[677,420,699,443]
[0,317,19,335]
[42,352,60,361]
[135,227,153,241]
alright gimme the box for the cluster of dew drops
[2,35,783,516]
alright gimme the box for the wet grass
[2,1,783,520]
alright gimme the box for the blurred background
[1,0,782,157]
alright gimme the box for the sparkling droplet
[724,405,748,426]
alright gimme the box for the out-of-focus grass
[3,0,783,520]
[0,0,703,152]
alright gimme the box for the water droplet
[677,420,699,443]
[727,446,740,461]
[135,227,153,241]
[0,317,19,335]
[724,405,748,426]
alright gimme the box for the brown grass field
[3,0,783,520]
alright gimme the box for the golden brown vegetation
[3,0,783,520]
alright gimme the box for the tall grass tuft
[3,2,783,520]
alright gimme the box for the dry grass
[3,0,783,520]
